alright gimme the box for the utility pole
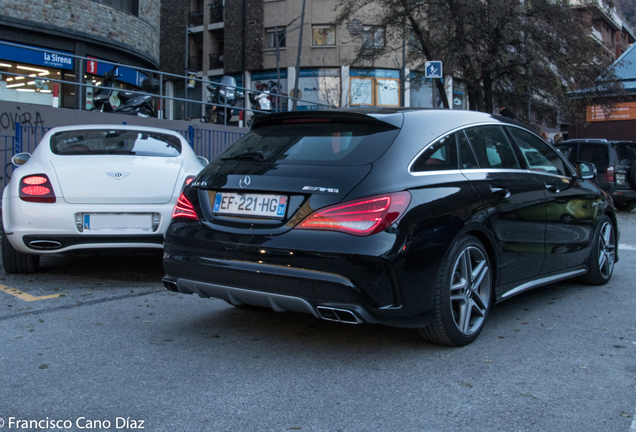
[401,14,406,107]
[292,0,306,111]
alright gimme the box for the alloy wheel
[598,221,615,280]
[449,246,492,336]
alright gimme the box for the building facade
[160,0,634,126]
[159,0,469,120]
[0,0,161,109]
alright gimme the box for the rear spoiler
[251,109,404,130]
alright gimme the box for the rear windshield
[50,130,182,157]
[216,122,400,166]
[613,143,636,166]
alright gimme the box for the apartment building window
[99,0,139,16]
[312,25,336,46]
[266,28,286,49]
[362,26,385,48]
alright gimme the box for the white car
[2,124,208,273]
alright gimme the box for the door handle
[490,186,511,198]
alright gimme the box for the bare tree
[337,0,624,123]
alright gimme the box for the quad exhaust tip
[316,306,362,324]
[162,279,179,292]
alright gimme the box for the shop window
[349,70,400,107]
[312,26,336,47]
[266,28,286,49]
[99,0,139,16]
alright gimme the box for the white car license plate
[213,192,287,219]
[83,213,152,231]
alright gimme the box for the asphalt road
[0,215,635,432]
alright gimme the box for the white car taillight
[19,174,56,203]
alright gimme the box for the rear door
[611,142,636,197]
[460,126,547,286]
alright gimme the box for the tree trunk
[482,69,494,114]
[398,0,450,109]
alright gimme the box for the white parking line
[619,244,636,251]
[631,408,636,432]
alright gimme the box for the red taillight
[605,166,615,182]
[184,175,196,186]
[23,176,47,185]
[296,191,411,236]
[19,174,56,203]
[172,193,199,220]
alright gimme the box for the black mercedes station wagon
[163,108,618,346]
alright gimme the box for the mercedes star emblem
[239,176,251,188]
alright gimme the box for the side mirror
[11,152,31,166]
[576,161,596,180]
[197,156,209,167]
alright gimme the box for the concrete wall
[160,0,189,76]
[225,0,264,74]
[0,0,161,66]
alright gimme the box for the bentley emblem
[239,175,251,188]
[107,172,131,180]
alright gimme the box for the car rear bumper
[21,234,163,251]
[2,196,174,254]
[162,222,440,328]
[612,189,636,201]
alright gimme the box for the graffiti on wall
[0,105,46,132]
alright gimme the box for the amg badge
[302,186,339,194]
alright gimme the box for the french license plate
[83,213,152,231]
[213,192,287,219]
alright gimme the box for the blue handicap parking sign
[425,61,443,79]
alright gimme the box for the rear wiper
[221,150,266,161]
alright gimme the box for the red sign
[86,56,98,75]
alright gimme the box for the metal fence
[0,123,246,190]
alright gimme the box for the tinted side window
[507,127,567,176]
[412,133,458,172]
[578,143,609,172]
[458,130,479,169]
[464,126,520,169]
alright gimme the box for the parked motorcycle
[204,76,243,125]
[247,90,272,127]
[90,67,157,117]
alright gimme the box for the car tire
[2,229,39,274]
[418,235,493,347]
[578,215,616,285]
[614,200,636,212]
